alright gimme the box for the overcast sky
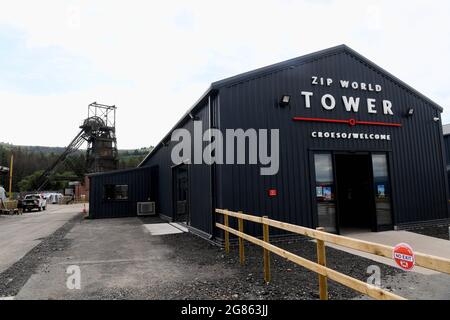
[1,0,449,149]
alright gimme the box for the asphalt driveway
[0,204,83,274]
[14,216,235,299]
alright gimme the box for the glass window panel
[104,184,115,200]
[115,185,129,200]
[314,154,334,184]
[372,154,392,226]
[314,154,337,233]
[103,184,128,200]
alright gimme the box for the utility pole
[9,154,13,199]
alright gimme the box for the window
[371,154,392,227]
[314,153,337,233]
[104,184,128,200]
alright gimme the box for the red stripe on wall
[292,117,402,127]
[355,120,402,127]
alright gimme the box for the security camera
[433,117,440,122]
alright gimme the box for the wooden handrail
[215,209,450,275]
[215,208,450,300]
[216,222,404,300]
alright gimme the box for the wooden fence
[215,208,450,300]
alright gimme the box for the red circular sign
[393,243,415,271]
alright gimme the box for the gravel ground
[89,233,402,300]
[0,214,83,298]
[409,224,449,240]
[2,217,404,300]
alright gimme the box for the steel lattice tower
[82,102,119,173]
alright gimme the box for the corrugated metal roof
[88,165,151,178]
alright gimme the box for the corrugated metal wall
[216,50,449,236]
[89,166,152,218]
[444,135,450,165]
[443,135,450,192]
[93,47,448,239]
[141,99,214,235]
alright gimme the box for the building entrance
[313,152,393,234]
[335,154,375,231]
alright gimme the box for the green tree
[18,170,45,191]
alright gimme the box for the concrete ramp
[143,223,187,235]
[328,230,450,275]
[334,230,450,300]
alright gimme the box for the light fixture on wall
[406,108,414,117]
[189,112,199,120]
[279,95,291,108]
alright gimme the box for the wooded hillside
[0,142,152,192]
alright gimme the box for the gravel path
[126,233,403,300]
[0,214,83,298]
[2,216,405,300]
[409,224,449,240]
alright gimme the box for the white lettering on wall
[311,131,391,141]
[367,98,377,114]
[312,76,333,86]
[321,94,336,110]
[342,96,360,112]
[303,76,395,115]
[301,91,314,108]
[383,100,394,115]
[317,76,383,92]
[340,80,350,88]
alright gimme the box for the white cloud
[0,0,449,148]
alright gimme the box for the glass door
[173,164,189,223]
[371,154,393,230]
[313,153,337,233]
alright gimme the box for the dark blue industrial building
[89,45,450,240]
[443,124,450,190]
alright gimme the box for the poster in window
[323,187,332,200]
[377,184,385,198]
[316,186,323,197]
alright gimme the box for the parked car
[43,192,64,204]
[23,194,47,212]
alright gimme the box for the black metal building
[89,45,449,239]
[442,124,450,190]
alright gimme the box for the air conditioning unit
[137,202,156,216]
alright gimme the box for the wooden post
[8,154,13,199]
[238,211,245,265]
[316,227,328,300]
[262,216,271,283]
[224,212,230,254]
